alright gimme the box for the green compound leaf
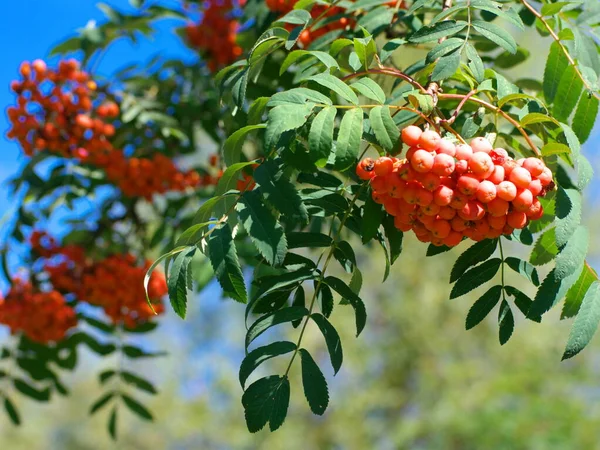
[311,313,343,374]
[562,264,598,319]
[167,246,196,318]
[309,106,336,167]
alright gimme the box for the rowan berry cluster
[0,279,77,344]
[185,0,244,72]
[356,126,554,247]
[6,59,118,160]
[30,232,167,328]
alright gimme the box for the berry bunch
[78,254,167,328]
[30,233,167,327]
[103,152,202,200]
[357,127,553,247]
[185,0,244,72]
[0,279,77,344]
[6,59,118,160]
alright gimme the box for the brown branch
[439,89,477,124]
[341,68,427,92]
[521,0,600,101]
[438,93,541,156]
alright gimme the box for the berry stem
[437,93,541,157]
[283,185,365,378]
[520,0,600,101]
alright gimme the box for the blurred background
[1,1,600,449]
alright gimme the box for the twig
[521,0,600,101]
[439,89,477,124]
[438,93,541,156]
[342,68,427,92]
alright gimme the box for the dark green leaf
[530,227,559,266]
[108,407,117,441]
[382,215,403,264]
[242,375,290,432]
[239,341,296,388]
[122,394,153,421]
[409,20,468,43]
[307,73,359,104]
[121,372,157,394]
[318,284,334,318]
[90,392,115,414]
[498,300,515,345]
[4,397,20,425]
[237,190,287,267]
[573,92,599,143]
[325,276,367,336]
[208,224,247,303]
[167,246,196,318]
[265,104,315,149]
[505,257,540,286]
[472,20,517,53]
[286,232,332,249]
[450,259,502,299]
[361,194,383,244]
[431,51,461,82]
[224,124,266,166]
[450,239,498,283]
[311,313,343,374]
[299,349,329,415]
[466,285,502,330]
[246,306,309,349]
[13,378,50,401]
[350,78,386,104]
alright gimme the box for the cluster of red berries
[356,126,554,247]
[6,59,119,160]
[185,0,244,72]
[0,279,77,344]
[265,0,353,47]
[77,254,167,328]
[30,232,167,328]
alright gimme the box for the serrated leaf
[506,285,540,322]
[122,394,153,421]
[254,160,308,223]
[465,43,485,84]
[361,193,383,244]
[369,106,400,152]
[246,306,309,349]
[334,108,363,170]
[573,92,599,143]
[239,341,296,388]
[382,215,403,264]
[291,287,305,327]
[409,20,468,43]
[553,64,584,122]
[236,190,287,267]
[224,124,266,166]
[318,284,334,318]
[555,226,589,281]
[562,282,600,360]
[426,38,463,63]
[280,50,339,75]
[472,20,517,54]
[265,103,315,149]
[309,106,336,166]
[450,258,502,299]
[466,285,502,330]
[324,276,367,336]
[498,300,515,345]
[268,88,332,107]
[208,224,247,303]
[530,227,559,266]
[350,78,386,104]
[505,257,540,286]
[577,154,594,191]
[562,264,598,319]
[167,247,196,318]
[299,349,329,415]
[311,313,343,374]
[242,376,290,433]
[307,73,359,104]
[450,239,498,283]
[528,268,570,319]
[286,232,332,249]
[431,51,461,82]
[544,42,570,103]
[556,188,582,248]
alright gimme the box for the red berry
[401,125,422,146]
